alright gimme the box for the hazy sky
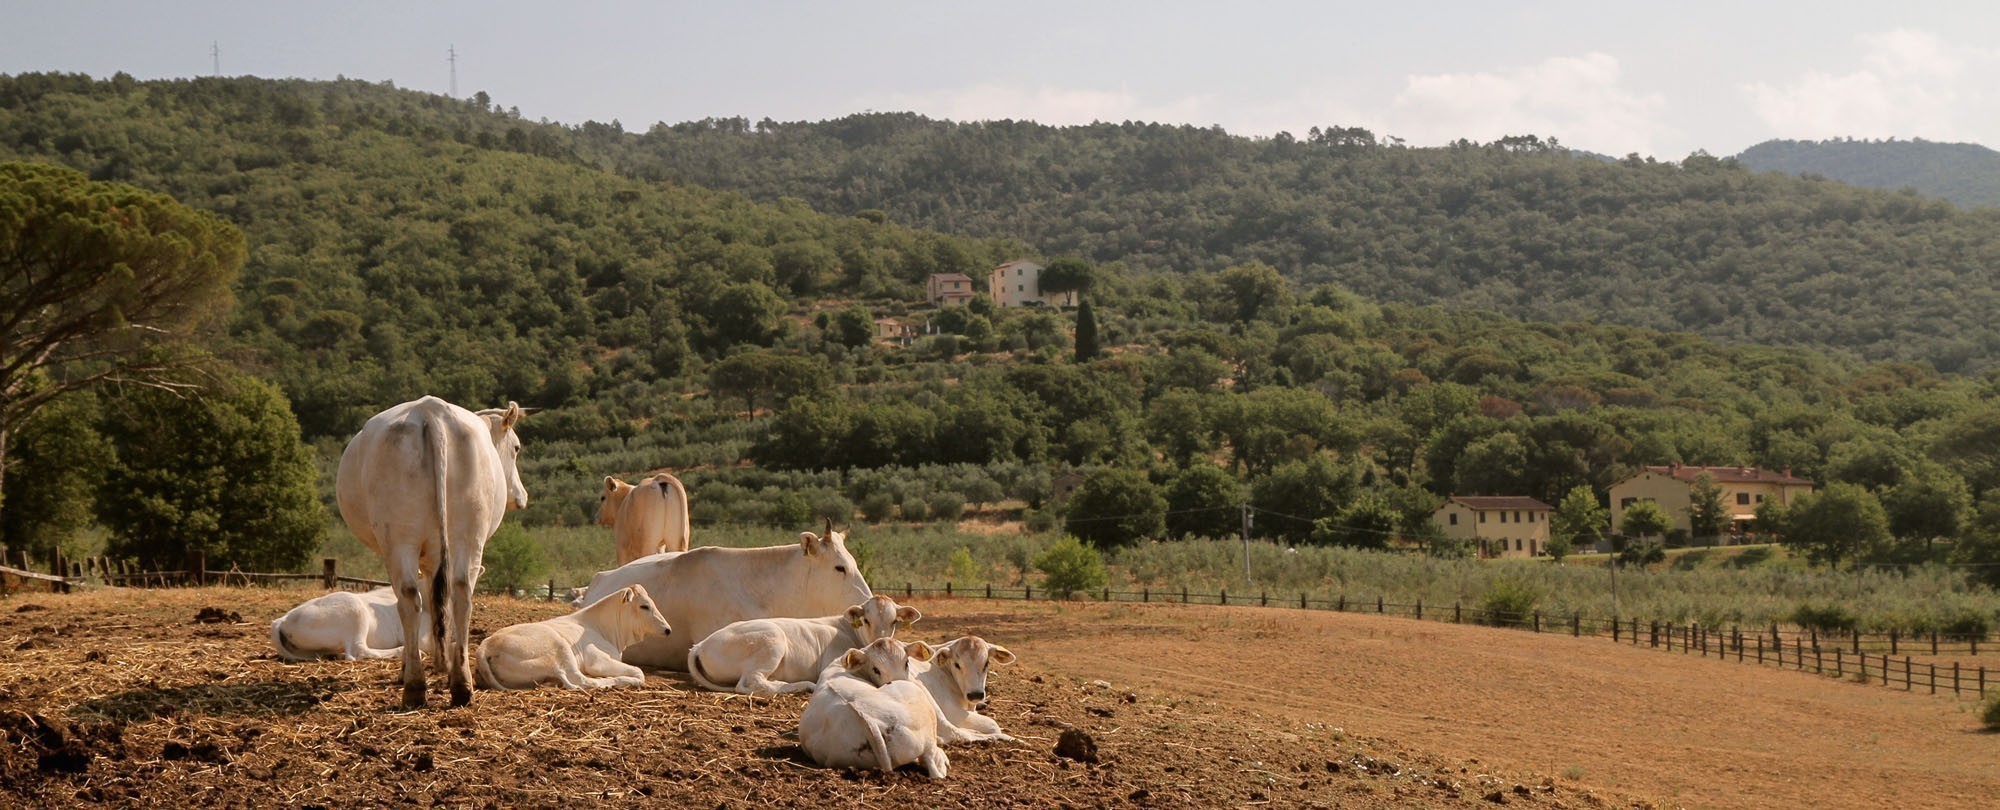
[6,1,1998,159]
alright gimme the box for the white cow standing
[910,636,1018,741]
[798,638,952,777]
[597,472,691,565]
[270,587,427,662]
[687,594,921,695]
[573,520,871,671]
[336,396,531,708]
[475,584,672,690]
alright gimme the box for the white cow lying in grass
[910,636,1017,741]
[475,584,671,690]
[688,594,921,695]
[798,638,953,777]
[271,587,426,662]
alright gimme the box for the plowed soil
[1,587,1993,808]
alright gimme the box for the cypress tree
[1074,296,1100,362]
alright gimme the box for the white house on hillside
[988,259,1072,308]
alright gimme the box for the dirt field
[1,587,1993,809]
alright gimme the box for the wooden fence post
[1455,602,1462,624]
[1614,617,1621,642]
[1572,612,1580,637]
[1533,611,1542,633]
[1260,591,1267,607]
[986,583,993,599]
[946,582,954,597]
[1220,589,1228,605]
[1376,595,1384,614]
[1415,599,1423,620]
[1025,585,1032,600]
[322,558,337,589]
[189,550,206,587]
[1337,595,1346,612]
[548,579,557,601]
[1891,630,1899,656]
[1300,592,1307,609]
[1181,586,1188,604]
[1142,587,1148,603]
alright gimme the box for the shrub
[1034,535,1108,599]
[946,546,980,584]
[1942,610,1993,640]
[1789,602,1859,634]
[1479,579,1543,627]
[899,496,930,522]
[926,492,966,523]
[1023,507,1058,534]
[859,492,896,524]
[1983,694,2000,731]
[481,523,548,595]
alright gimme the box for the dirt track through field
[956,600,1999,810]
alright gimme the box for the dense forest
[619,115,2000,373]
[3,73,2000,586]
[1737,138,2000,210]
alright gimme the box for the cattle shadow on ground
[755,742,815,766]
[66,676,352,724]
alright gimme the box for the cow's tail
[473,639,508,690]
[660,473,691,552]
[425,412,452,657]
[688,645,726,692]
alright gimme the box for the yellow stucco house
[1607,464,1814,540]
[1431,496,1553,559]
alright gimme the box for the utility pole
[1240,504,1253,588]
[211,41,221,76]
[447,45,458,98]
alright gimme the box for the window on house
[1736,492,1751,505]
[1478,512,1486,523]
[1620,497,1637,509]
[1755,494,1764,503]
[1514,538,1523,551]
[1449,513,1458,526]
[1499,512,1508,523]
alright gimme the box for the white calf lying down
[271,587,426,662]
[910,636,1018,741]
[475,585,671,690]
[688,594,921,695]
[799,639,952,777]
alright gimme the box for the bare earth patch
[0,587,1992,808]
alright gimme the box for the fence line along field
[3,585,1995,809]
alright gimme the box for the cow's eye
[834,565,848,574]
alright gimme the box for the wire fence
[6,551,1994,701]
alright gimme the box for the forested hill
[1736,138,2000,210]
[16,72,2000,561]
[616,115,2000,373]
[0,73,1026,440]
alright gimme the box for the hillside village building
[1431,496,1553,559]
[988,259,1072,308]
[925,273,977,307]
[1607,464,1814,540]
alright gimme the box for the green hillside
[612,115,2000,373]
[1736,138,2000,210]
[4,73,2000,591]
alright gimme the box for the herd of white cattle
[271,395,1021,778]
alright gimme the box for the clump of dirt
[192,607,241,624]
[14,603,47,613]
[1054,728,1099,762]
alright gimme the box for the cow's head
[616,584,672,643]
[845,595,921,644]
[931,636,1015,710]
[477,401,533,510]
[839,638,933,688]
[597,476,635,527]
[799,518,872,603]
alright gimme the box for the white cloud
[860,83,1216,128]
[1380,53,1673,157]
[1741,29,1995,143]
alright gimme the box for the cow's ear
[603,476,618,493]
[842,649,866,669]
[896,606,922,627]
[989,645,1016,665]
[621,587,638,604]
[501,401,527,430]
[799,532,820,555]
[905,641,934,662]
[846,606,865,628]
